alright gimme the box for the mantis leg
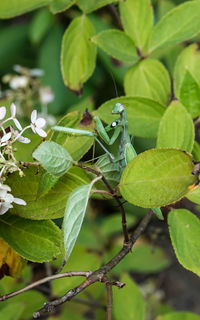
[95,138,115,161]
[93,116,121,145]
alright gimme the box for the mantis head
[112,103,125,114]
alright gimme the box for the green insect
[52,103,137,167]
[52,103,163,219]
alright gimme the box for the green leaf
[50,111,94,161]
[113,273,145,320]
[157,101,195,153]
[192,141,200,162]
[7,167,90,220]
[0,0,50,19]
[0,303,24,320]
[64,177,99,262]
[168,209,200,277]
[149,1,200,52]
[119,0,153,53]
[77,0,116,13]
[101,213,136,237]
[95,154,121,185]
[124,59,171,105]
[109,244,170,274]
[179,70,200,118]
[29,8,52,45]
[186,185,200,205]
[61,15,97,92]
[174,43,200,98]
[95,96,166,138]
[52,245,100,296]
[120,149,196,208]
[10,291,46,319]
[37,171,59,198]
[32,141,73,177]
[49,0,75,13]
[157,0,175,20]
[91,29,138,63]
[157,312,200,320]
[0,214,63,262]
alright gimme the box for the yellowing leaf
[124,59,171,105]
[150,1,200,52]
[91,29,138,63]
[61,15,96,92]
[0,237,26,278]
[120,149,196,208]
[119,0,153,53]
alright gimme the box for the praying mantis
[52,103,137,167]
[52,103,163,219]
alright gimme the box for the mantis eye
[111,121,118,128]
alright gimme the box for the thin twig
[106,282,113,320]
[92,189,113,197]
[76,163,129,243]
[20,161,40,167]
[0,271,92,301]
[33,210,153,318]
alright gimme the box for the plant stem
[0,271,92,301]
[32,210,153,318]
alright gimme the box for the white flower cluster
[0,103,47,215]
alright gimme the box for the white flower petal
[13,118,22,131]
[0,204,12,215]
[13,197,26,206]
[0,106,6,120]
[4,193,14,203]
[35,127,47,137]
[31,110,37,123]
[35,118,46,128]
[1,132,11,143]
[17,136,31,144]
[10,103,16,117]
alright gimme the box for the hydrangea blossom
[0,103,47,214]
